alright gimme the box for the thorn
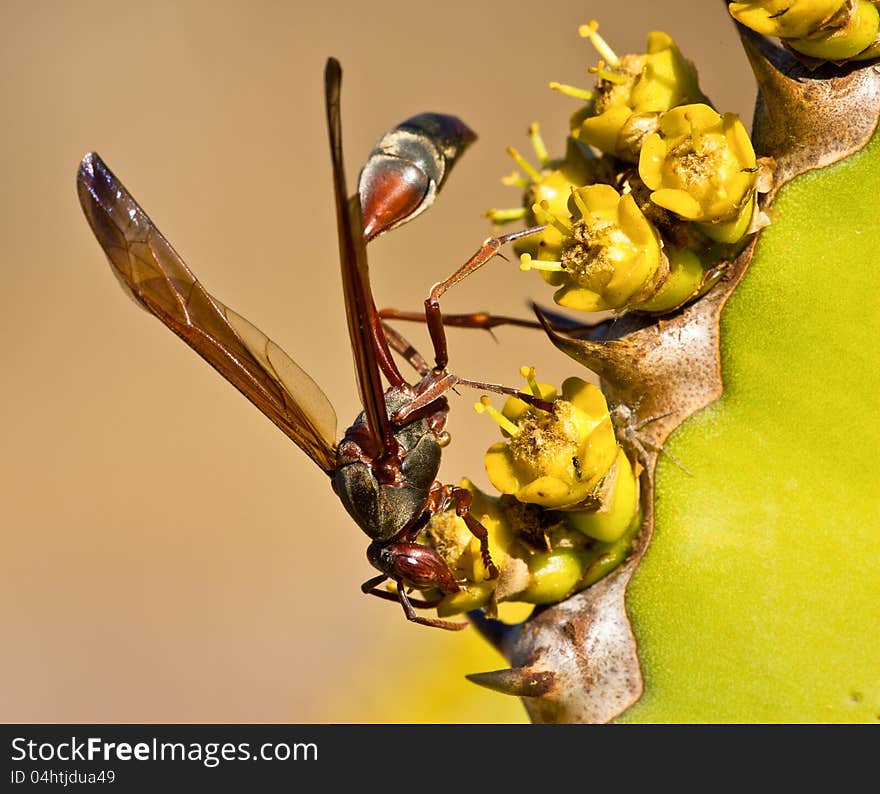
[738,27,800,127]
[531,303,632,388]
[467,609,516,652]
[466,667,558,698]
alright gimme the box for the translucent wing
[77,152,338,473]
[324,57,396,458]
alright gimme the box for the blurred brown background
[0,0,753,723]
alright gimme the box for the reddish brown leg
[392,370,554,424]
[361,573,466,630]
[423,225,545,370]
[396,583,467,631]
[360,574,444,609]
[380,320,431,377]
[448,486,499,580]
[379,305,612,338]
[422,483,499,581]
[380,307,544,331]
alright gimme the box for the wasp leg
[423,226,545,370]
[380,307,543,333]
[360,575,445,609]
[396,582,467,631]
[450,486,500,580]
[392,370,554,425]
[379,305,613,342]
[362,574,464,630]
[380,320,431,377]
[425,483,499,581]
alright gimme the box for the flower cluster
[419,369,640,618]
[487,20,768,316]
[729,1,880,62]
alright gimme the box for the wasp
[77,58,546,630]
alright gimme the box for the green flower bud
[565,449,638,542]
[520,549,586,604]
[635,247,705,314]
[789,0,880,60]
[729,0,847,38]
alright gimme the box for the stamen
[686,111,703,151]
[501,171,530,188]
[571,187,594,222]
[484,207,529,224]
[506,146,541,182]
[474,396,520,436]
[579,20,620,67]
[519,366,543,399]
[536,200,572,235]
[528,122,551,168]
[549,81,595,101]
[590,62,627,84]
[519,253,563,273]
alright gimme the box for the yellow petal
[729,0,846,38]
[554,284,605,312]
[638,132,667,190]
[650,188,704,219]
[517,475,581,508]
[484,444,522,495]
[576,105,633,156]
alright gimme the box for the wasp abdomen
[358,113,476,241]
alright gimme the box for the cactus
[450,9,880,723]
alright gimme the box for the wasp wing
[324,57,397,459]
[78,152,338,473]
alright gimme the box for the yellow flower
[566,23,709,161]
[728,0,847,38]
[479,373,619,511]
[730,0,880,62]
[520,184,664,313]
[638,103,757,239]
[485,125,594,259]
[422,478,518,584]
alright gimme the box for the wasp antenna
[466,667,558,698]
